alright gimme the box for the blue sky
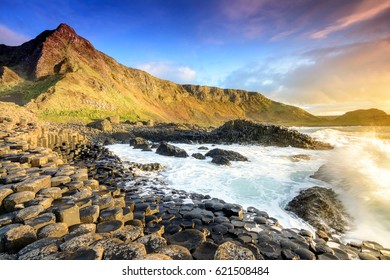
[1,0,390,115]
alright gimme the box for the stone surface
[155,244,193,260]
[70,246,104,260]
[38,223,69,239]
[136,233,167,253]
[14,175,51,193]
[3,191,35,211]
[3,225,37,253]
[53,204,81,227]
[80,205,100,223]
[166,229,206,250]
[192,153,206,160]
[24,213,56,230]
[60,233,102,252]
[205,148,249,161]
[112,225,144,242]
[96,220,123,234]
[14,205,45,222]
[286,186,351,234]
[38,187,62,199]
[51,176,71,187]
[140,253,172,260]
[156,141,188,158]
[214,241,255,260]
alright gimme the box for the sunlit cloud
[137,61,197,84]
[0,24,30,46]
[311,0,390,39]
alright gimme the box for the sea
[107,126,390,248]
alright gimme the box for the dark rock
[192,241,218,260]
[79,205,100,223]
[98,239,146,260]
[212,156,231,166]
[96,220,123,234]
[70,247,104,260]
[281,249,300,260]
[156,142,188,158]
[198,146,209,150]
[318,253,340,260]
[99,207,123,222]
[294,248,316,260]
[24,213,56,230]
[17,238,61,257]
[214,241,255,260]
[129,137,149,149]
[3,191,35,212]
[14,205,45,222]
[206,148,249,161]
[192,153,206,160]
[166,229,206,251]
[3,225,37,253]
[286,186,351,234]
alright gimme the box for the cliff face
[0,23,319,125]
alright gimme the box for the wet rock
[192,241,218,260]
[14,205,45,222]
[290,154,311,162]
[192,153,206,160]
[166,229,206,250]
[286,186,351,234]
[38,223,69,239]
[214,241,255,260]
[198,146,209,150]
[155,244,193,260]
[130,137,150,149]
[96,220,123,234]
[205,148,249,161]
[294,248,316,260]
[3,191,35,211]
[136,233,167,253]
[316,230,330,241]
[281,249,300,260]
[60,233,102,252]
[156,142,188,158]
[211,156,231,166]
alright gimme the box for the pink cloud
[311,0,390,39]
[0,24,29,46]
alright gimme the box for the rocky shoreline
[1,115,389,260]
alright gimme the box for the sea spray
[309,129,390,247]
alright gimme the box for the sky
[0,0,389,115]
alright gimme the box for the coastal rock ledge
[0,111,388,260]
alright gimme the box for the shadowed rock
[156,142,188,158]
[166,229,206,250]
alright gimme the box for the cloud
[137,62,197,84]
[222,37,390,115]
[0,24,29,46]
[311,0,390,39]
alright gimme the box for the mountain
[0,23,320,125]
[332,108,390,126]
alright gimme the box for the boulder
[129,137,150,149]
[86,119,113,132]
[0,188,13,207]
[96,220,123,234]
[37,187,62,199]
[214,241,255,260]
[192,153,206,160]
[156,141,188,158]
[192,241,218,260]
[206,148,249,161]
[60,233,102,253]
[99,207,123,222]
[70,247,104,260]
[211,156,231,166]
[285,186,351,234]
